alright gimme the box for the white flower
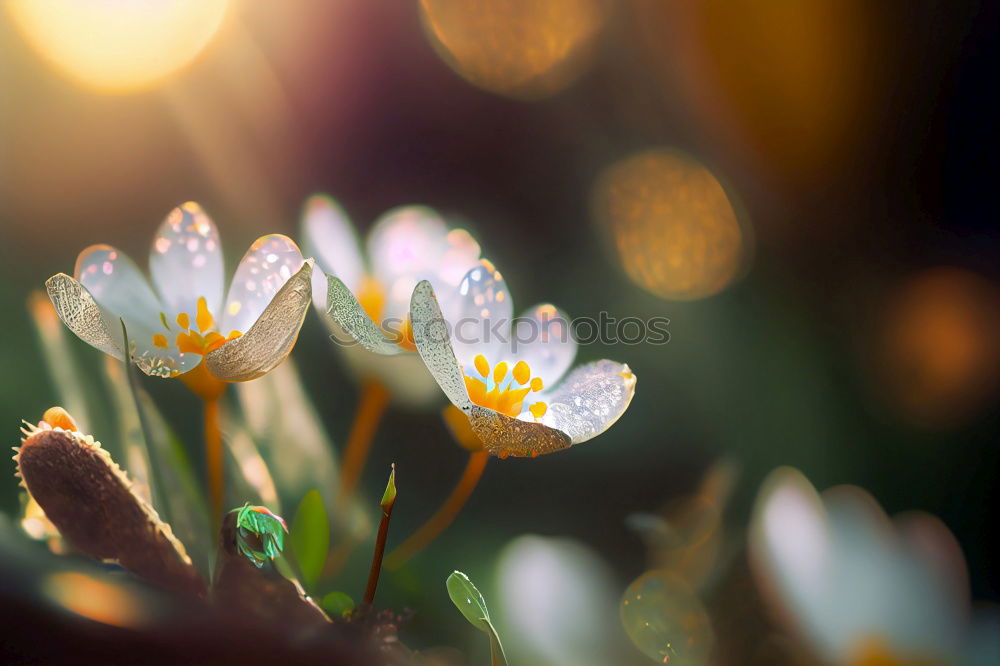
[750,467,976,665]
[46,202,314,389]
[300,195,482,404]
[408,259,636,457]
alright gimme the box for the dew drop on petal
[620,570,713,666]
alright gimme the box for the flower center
[356,275,416,351]
[850,638,945,666]
[152,296,242,356]
[463,354,547,419]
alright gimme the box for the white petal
[300,195,365,299]
[46,273,124,360]
[749,468,835,659]
[325,273,404,355]
[75,244,162,324]
[509,303,576,388]
[205,260,313,382]
[220,234,304,333]
[149,202,225,318]
[496,536,618,666]
[444,259,513,368]
[532,360,636,444]
[368,205,480,321]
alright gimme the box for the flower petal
[149,202,225,317]
[300,195,365,299]
[445,259,513,368]
[368,205,480,321]
[510,303,576,388]
[325,273,404,355]
[409,279,472,410]
[75,244,163,324]
[468,405,571,457]
[220,234,304,333]
[205,260,313,382]
[533,360,636,444]
[45,273,124,360]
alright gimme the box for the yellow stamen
[529,402,548,419]
[227,330,242,340]
[474,354,490,377]
[195,297,213,333]
[512,360,530,385]
[463,356,548,418]
[152,334,168,349]
[176,312,190,329]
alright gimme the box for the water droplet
[620,570,713,665]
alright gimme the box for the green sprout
[233,503,288,568]
[446,570,508,666]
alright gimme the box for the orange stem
[386,451,489,569]
[204,398,223,533]
[336,380,390,511]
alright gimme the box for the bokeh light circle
[621,569,714,666]
[420,0,605,100]
[6,0,230,93]
[876,267,1000,429]
[592,149,750,301]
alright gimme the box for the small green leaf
[233,504,287,567]
[446,570,490,631]
[446,571,507,666]
[290,489,329,590]
[321,591,355,618]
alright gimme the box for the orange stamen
[462,356,548,419]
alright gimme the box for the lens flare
[420,0,605,100]
[6,0,230,93]
[593,149,750,301]
[621,569,714,666]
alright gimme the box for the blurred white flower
[46,202,313,395]
[408,260,636,457]
[495,535,618,666]
[301,195,482,405]
[749,467,986,665]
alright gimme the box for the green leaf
[290,489,329,590]
[447,570,491,630]
[446,571,507,666]
[233,504,288,567]
[320,591,355,618]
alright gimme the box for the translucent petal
[325,273,404,355]
[300,195,365,301]
[45,273,124,360]
[530,360,636,444]
[409,279,471,410]
[220,234,304,333]
[509,303,576,388]
[445,259,513,369]
[205,260,313,382]
[75,244,163,324]
[149,202,224,318]
[367,205,480,321]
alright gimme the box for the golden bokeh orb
[420,0,605,100]
[593,149,749,301]
[877,267,1000,429]
[6,0,230,93]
